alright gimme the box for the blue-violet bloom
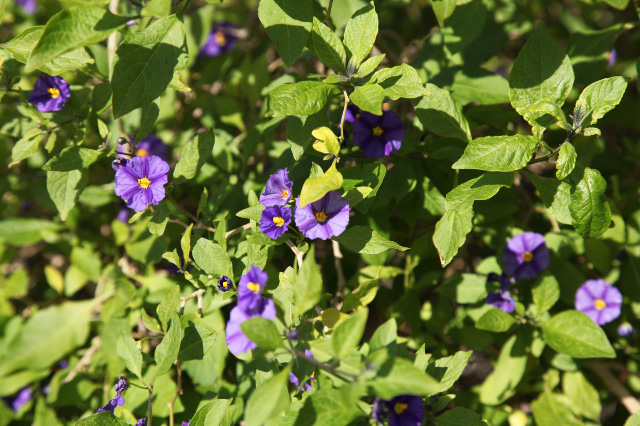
[260,205,291,240]
[135,134,168,160]
[353,110,405,158]
[237,266,269,315]
[372,395,423,426]
[289,349,316,392]
[200,23,237,57]
[502,232,549,280]
[135,419,146,426]
[28,76,71,113]
[114,155,170,212]
[294,191,350,240]
[485,273,515,313]
[225,298,276,356]
[17,0,36,13]
[618,322,634,337]
[182,420,191,426]
[3,387,32,412]
[575,279,622,326]
[260,168,293,207]
[217,275,233,292]
[344,104,361,123]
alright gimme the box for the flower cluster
[372,394,423,426]
[225,266,276,355]
[258,169,350,241]
[113,155,170,212]
[96,376,128,414]
[28,76,70,113]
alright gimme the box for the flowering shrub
[1,0,640,426]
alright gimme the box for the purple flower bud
[217,276,233,292]
[17,0,36,14]
[112,157,128,172]
[126,20,138,27]
[115,376,129,394]
[288,330,298,340]
[135,419,146,426]
[182,420,191,426]
[618,322,634,337]
[3,387,32,412]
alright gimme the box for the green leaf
[448,67,509,106]
[240,318,284,351]
[452,135,540,172]
[258,0,313,67]
[479,331,528,405]
[3,26,94,75]
[10,128,43,166]
[625,412,640,426]
[370,357,440,399]
[556,142,577,180]
[342,279,379,312]
[26,6,128,72]
[532,272,560,314]
[311,126,340,156]
[192,238,233,279]
[531,393,583,426]
[574,76,627,127]
[189,399,232,426]
[414,84,471,142]
[75,412,131,426]
[350,83,385,115]
[148,202,169,237]
[440,273,488,304]
[181,224,193,267]
[0,219,61,246]
[569,167,611,238]
[476,308,516,332]
[154,312,184,378]
[524,172,572,225]
[508,24,575,137]
[426,351,472,393]
[269,81,336,116]
[431,0,456,26]
[563,371,601,421]
[0,299,100,375]
[42,146,102,171]
[173,128,215,181]
[370,64,425,100]
[309,17,346,73]
[369,318,397,352]
[237,204,265,222]
[435,407,486,426]
[331,308,367,358]
[343,2,378,69]
[294,245,323,318]
[287,110,330,160]
[334,226,408,254]
[244,367,291,426]
[156,285,180,331]
[141,308,163,333]
[541,310,615,358]
[178,325,216,361]
[47,170,87,220]
[341,163,386,214]
[116,331,143,381]
[294,385,365,426]
[111,14,188,118]
[142,0,172,17]
[299,161,343,207]
[353,54,385,78]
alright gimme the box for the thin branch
[293,348,358,381]
[589,363,640,414]
[323,0,334,29]
[225,223,252,239]
[62,337,101,383]
[332,240,347,299]
[167,361,182,426]
[338,89,350,144]
[180,289,205,304]
[167,196,200,224]
[107,0,120,71]
[534,207,561,232]
[286,240,304,269]
[147,386,154,426]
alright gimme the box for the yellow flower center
[48,87,60,99]
[355,113,361,120]
[394,402,408,414]
[138,177,151,189]
[214,31,227,46]
[273,216,285,227]
[315,211,328,223]
[281,189,289,200]
[136,148,149,157]
[372,126,384,137]
[222,280,228,288]
[382,102,390,111]
[521,251,533,262]
[594,299,606,310]
[247,282,260,293]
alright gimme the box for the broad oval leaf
[333,226,408,254]
[574,76,627,127]
[569,167,611,239]
[258,0,313,67]
[452,135,540,172]
[343,2,378,69]
[556,142,577,180]
[414,84,471,142]
[269,81,337,116]
[476,308,516,332]
[541,310,616,358]
[309,16,346,73]
[299,161,343,207]
[192,238,234,279]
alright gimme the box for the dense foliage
[2,0,640,425]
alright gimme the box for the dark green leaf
[476,308,516,332]
[258,0,313,67]
[541,310,615,358]
[343,2,378,69]
[42,146,102,171]
[173,128,215,181]
[452,135,540,172]
[269,81,337,116]
[414,84,471,142]
[154,312,184,378]
[334,226,408,254]
[309,17,346,73]
[240,318,284,351]
[178,325,216,361]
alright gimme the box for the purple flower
[115,376,129,394]
[288,330,298,340]
[28,76,70,113]
[260,168,293,207]
[372,395,423,426]
[135,134,168,160]
[217,275,233,292]
[608,48,617,67]
[344,104,361,123]
[17,0,36,13]
[96,395,125,413]
[260,205,291,239]
[114,155,170,212]
[126,20,138,27]
[618,322,634,337]
[135,419,146,426]
[575,279,622,326]
[502,232,549,279]
[353,110,404,158]
[289,349,315,392]
[200,23,238,57]
[225,298,276,356]
[3,387,32,412]
[112,157,128,172]
[182,420,191,426]
[485,273,515,313]
[237,266,269,315]
[294,191,350,240]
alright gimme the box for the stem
[167,196,200,224]
[332,240,347,299]
[293,348,358,381]
[286,240,304,269]
[167,361,182,426]
[338,89,350,144]
[107,0,120,72]
[147,386,154,426]
[324,0,334,28]
[115,150,135,157]
[589,363,640,414]
[62,337,101,384]
[225,223,252,239]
